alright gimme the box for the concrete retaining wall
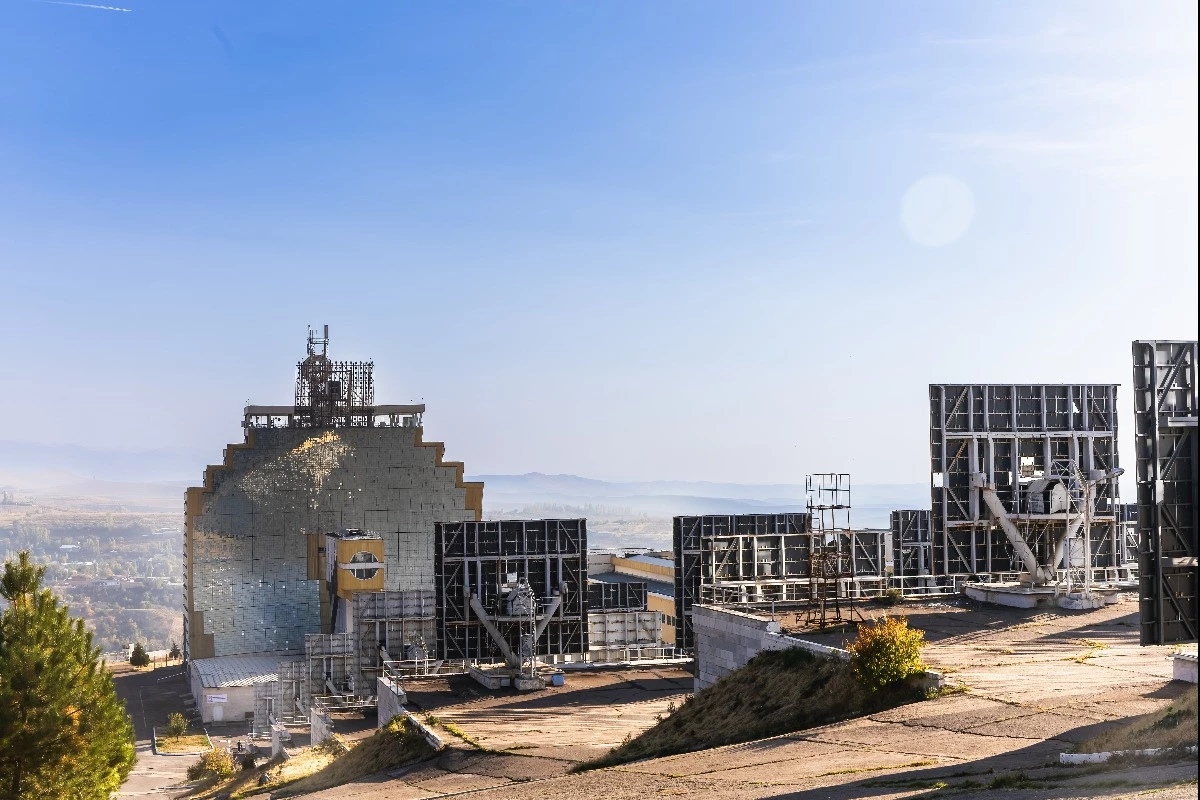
[376,677,408,728]
[375,677,444,751]
[692,604,945,693]
[270,724,291,758]
[310,707,333,745]
[691,604,850,691]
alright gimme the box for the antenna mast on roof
[307,324,329,358]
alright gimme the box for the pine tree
[129,642,149,667]
[0,552,136,800]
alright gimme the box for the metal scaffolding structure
[294,325,376,428]
[434,519,588,662]
[351,589,437,680]
[929,384,1127,582]
[303,632,359,711]
[803,547,859,629]
[1119,503,1140,569]
[1133,340,1198,645]
[252,660,308,737]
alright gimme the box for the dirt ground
[298,596,1196,800]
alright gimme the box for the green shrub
[881,587,904,606]
[188,748,236,781]
[848,616,926,692]
[166,712,188,738]
[129,643,150,667]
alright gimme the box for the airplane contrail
[36,1,133,11]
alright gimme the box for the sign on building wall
[206,694,228,704]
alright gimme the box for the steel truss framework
[588,580,648,612]
[930,384,1127,579]
[303,632,357,710]
[803,547,860,628]
[434,519,588,661]
[891,509,933,580]
[673,513,812,649]
[1119,503,1139,568]
[1134,340,1199,646]
[351,590,437,684]
[252,661,308,736]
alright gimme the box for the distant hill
[470,472,927,528]
[0,441,928,526]
[0,440,209,486]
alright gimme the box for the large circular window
[347,551,381,581]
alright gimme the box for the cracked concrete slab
[142,598,1197,800]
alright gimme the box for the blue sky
[0,1,1196,488]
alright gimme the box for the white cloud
[36,1,132,11]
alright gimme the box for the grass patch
[180,744,339,800]
[1073,638,1109,649]
[272,717,434,797]
[571,647,928,772]
[1076,686,1197,754]
[188,719,434,799]
[154,729,211,754]
[816,759,936,778]
[427,715,486,750]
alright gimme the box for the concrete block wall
[691,604,849,692]
[376,677,407,728]
[270,724,292,758]
[310,706,333,745]
[187,426,477,659]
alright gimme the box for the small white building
[189,654,290,724]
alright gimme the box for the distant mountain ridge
[469,472,926,528]
[0,442,928,526]
[0,440,209,485]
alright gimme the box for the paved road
[112,663,202,799]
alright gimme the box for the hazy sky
[1,1,1196,487]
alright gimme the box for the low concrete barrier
[270,724,291,758]
[403,712,445,752]
[692,605,851,691]
[1172,652,1197,684]
[1061,745,1198,764]
[691,604,946,692]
